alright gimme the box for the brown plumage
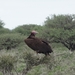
[24,30,53,56]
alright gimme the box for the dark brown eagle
[24,30,53,56]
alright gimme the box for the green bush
[23,52,38,68]
[0,33,25,50]
[0,28,10,34]
[22,51,55,75]
[12,24,43,36]
[0,55,17,74]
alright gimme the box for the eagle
[24,30,53,56]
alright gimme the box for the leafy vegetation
[0,33,25,50]
[13,24,43,36]
[43,14,75,51]
[0,14,75,75]
[0,54,17,75]
[0,20,5,28]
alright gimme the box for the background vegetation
[0,14,75,75]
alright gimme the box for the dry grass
[0,44,75,75]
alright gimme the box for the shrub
[0,55,17,74]
[22,52,55,75]
[0,28,10,34]
[0,33,25,50]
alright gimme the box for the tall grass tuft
[0,54,17,75]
